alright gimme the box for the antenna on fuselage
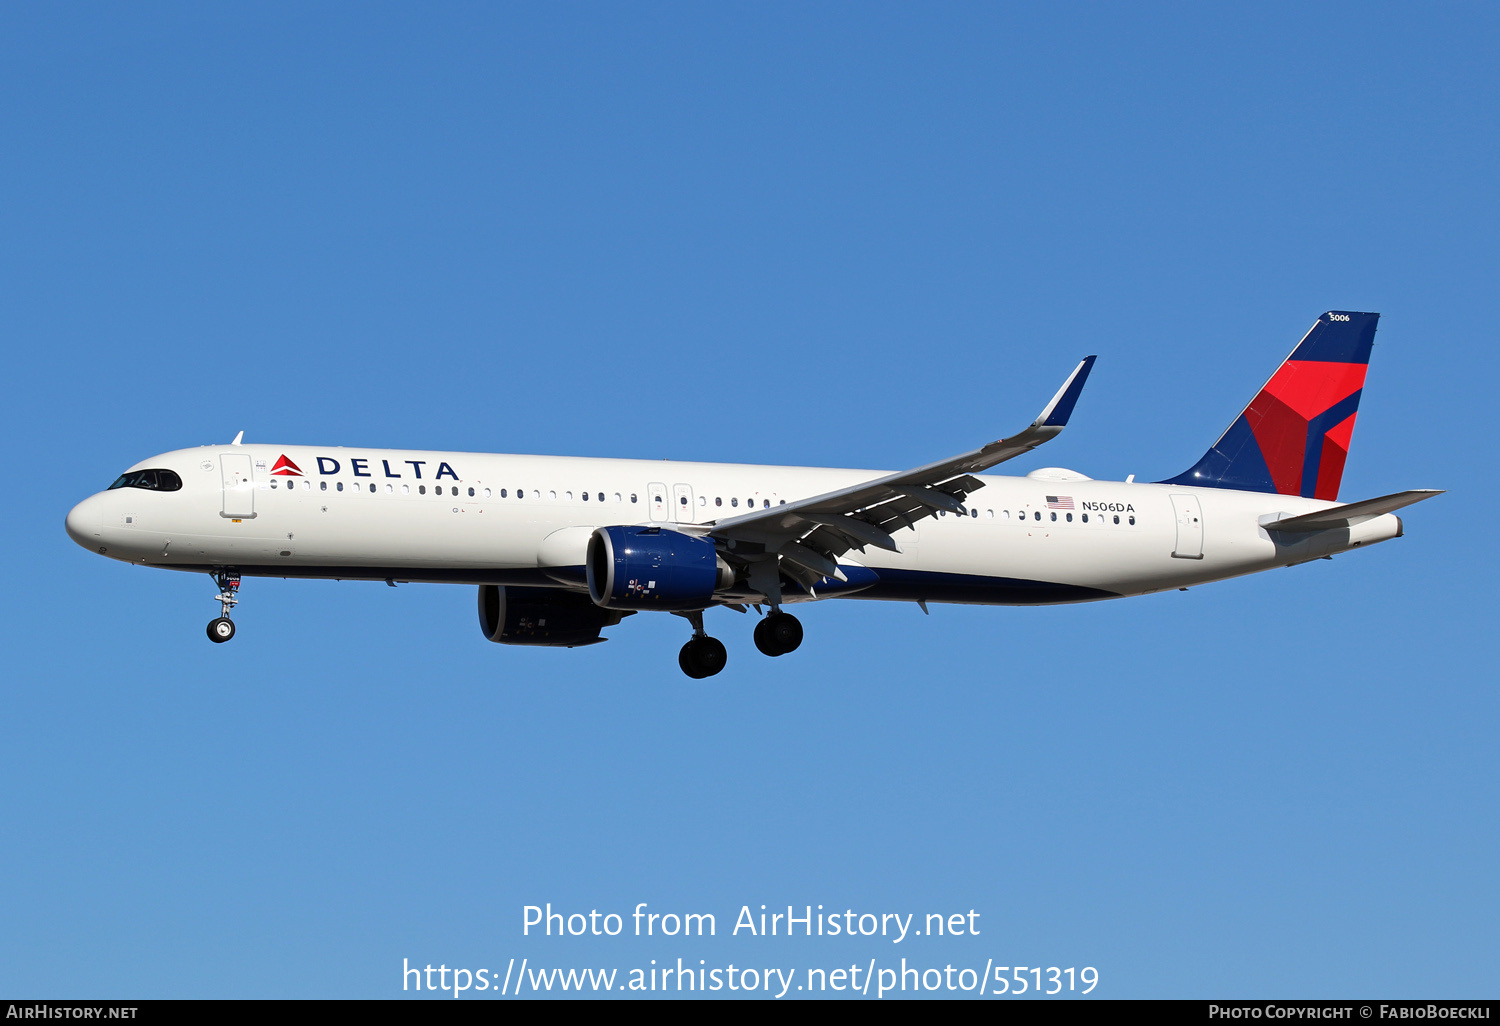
[231,431,244,445]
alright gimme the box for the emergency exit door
[647,482,669,523]
[1170,494,1203,559]
[672,483,695,523]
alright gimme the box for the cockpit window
[108,469,183,492]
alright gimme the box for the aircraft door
[647,482,669,523]
[672,483,695,523]
[220,453,256,519]
[1170,494,1203,559]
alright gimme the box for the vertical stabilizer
[1160,311,1378,499]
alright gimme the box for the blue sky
[1,2,1495,999]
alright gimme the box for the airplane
[65,311,1439,678]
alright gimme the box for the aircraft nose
[65,494,103,549]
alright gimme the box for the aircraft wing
[707,356,1096,596]
[1263,489,1444,533]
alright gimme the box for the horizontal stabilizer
[1264,489,1443,533]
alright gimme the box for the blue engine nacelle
[587,526,734,610]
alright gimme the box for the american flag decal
[1045,495,1074,510]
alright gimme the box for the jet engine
[477,585,629,647]
[587,525,734,610]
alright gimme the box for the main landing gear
[207,570,240,643]
[674,608,806,678]
[753,610,803,657]
[677,610,728,679]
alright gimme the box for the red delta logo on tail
[270,455,304,477]
[1162,311,1379,500]
[1242,358,1366,500]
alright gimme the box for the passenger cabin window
[109,469,182,492]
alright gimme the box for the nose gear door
[220,453,257,519]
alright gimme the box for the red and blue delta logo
[270,455,304,477]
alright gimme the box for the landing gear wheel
[207,617,236,643]
[753,612,803,656]
[678,636,728,679]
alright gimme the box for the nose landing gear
[207,570,240,644]
[753,610,803,657]
[675,609,727,679]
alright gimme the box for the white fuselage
[65,444,1403,605]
